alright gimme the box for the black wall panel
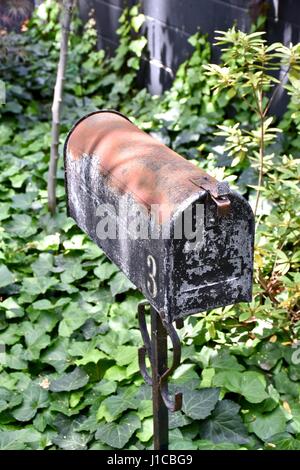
[79,0,300,100]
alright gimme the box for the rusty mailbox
[64,109,254,449]
[64,110,254,321]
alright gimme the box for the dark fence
[79,0,300,98]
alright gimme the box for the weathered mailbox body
[64,110,254,322]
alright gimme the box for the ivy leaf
[60,261,87,284]
[82,380,117,408]
[95,412,140,449]
[31,299,55,311]
[172,363,200,387]
[131,13,145,32]
[182,388,219,420]
[58,303,89,337]
[50,394,85,417]
[5,344,28,370]
[62,234,86,250]
[240,371,268,403]
[213,371,268,403]
[109,272,136,296]
[12,192,36,210]
[289,364,300,381]
[128,37,147,57]
[210,350,245,371]
[0,428,42,450]
[41,338,69,373]
[0,124,13,145]
[0,265,14,288]
[49,367,89,392]
[103,365,127,382]
[0,203,10,222]
[52,431,90,450]
[78,414,99,433]
[137,384,152,401]
[213,370,241,393]
[199,400,250,444]
[75,349,106,366]
[11,383,49,422]
[248,407,287,441]
[68,340,93,357]
[96,380,118,397]
[0,297,24,318]
[274,370,299,397]
[168,428,198,450]
[21,276,59,295]
[137,400,152,420]
[0,387,22,411]
[0,432,27,451]
[94,262,119,281]
[33,233,60,251]
[97,386,139,422]
[267,433,300,450]
[136,417,153,442]
[25,327,51,361]
[115,345,137,366]
[31,253,54,277]
[246,342,282,371]
[6,214,37,238]
[169,410,191,429]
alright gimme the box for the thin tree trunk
[254,90,265,219]
[48,0,74,215]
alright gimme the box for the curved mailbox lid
[64,110,230,223]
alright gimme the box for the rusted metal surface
[65,110,230,222]
[64,109,254,322]
[190,176,231,216]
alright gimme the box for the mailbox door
[170,191,254,321]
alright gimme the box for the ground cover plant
[0,1,299,450]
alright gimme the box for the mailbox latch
[190,175,231,216]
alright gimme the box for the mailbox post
[64,109,254,450]
[151,306,169,450]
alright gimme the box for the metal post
[138,302,182,451]
[151,306,169,451]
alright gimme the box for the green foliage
[0,0,299,451]
[199,400,250,445]
[182,388,220,420]
[204,28,300,215]
[95,412,141,449]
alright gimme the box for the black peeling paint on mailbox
[64,109,254,323]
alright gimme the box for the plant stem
[47,0,74,215]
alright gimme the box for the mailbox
[64,110,254,323]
